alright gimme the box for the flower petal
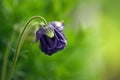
[44,36,57,50]
[56,41,65,49]
[54,28,67,43]
[50,21,64,31]
[34,28,43,43]
[40,35,57,50]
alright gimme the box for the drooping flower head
[35,21,67,55]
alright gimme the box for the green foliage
[1,0,120,80]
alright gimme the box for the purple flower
[35,21,67,55]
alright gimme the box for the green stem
[8,16,48,80]
[1,27,16,80]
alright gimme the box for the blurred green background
[0,0,120,80]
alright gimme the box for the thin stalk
[1,27,16,80]
[8,16,48,80]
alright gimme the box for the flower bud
[35,21,67,55]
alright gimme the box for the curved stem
[8,16,48,80]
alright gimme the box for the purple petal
[44,36,57,50]
[34,29,43,43]
[56,41,64,49]
[40,44,58,56]
[40,35,57,50]
[54,28,67,43]
[50,21,64,31]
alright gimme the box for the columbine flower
[35,21,67,55]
